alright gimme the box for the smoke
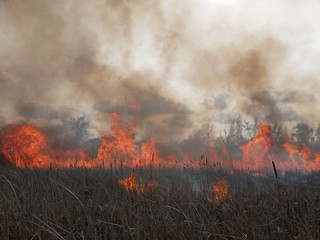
[280,91,316,104]
[240,90,301,122]
[94,85,191,119]
[1,0,320,144]
[202,93,229,110]
[0,116,5,127]
[19,103,59,120]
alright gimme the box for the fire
[118,173,145,193]
[0,113,166,169]
[140,139,160,167]
[118,173,158,193]
[97,113,139,167]
[282,141,312,161]
[281,141,316,171]
[238,123,273,170]
[51,148,95,168]
[0,124,50,168]
[1,114,320,173]
[209,179,229,203]
[97,113,159,168]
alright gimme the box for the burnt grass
[0,167,319,240]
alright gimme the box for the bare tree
[48,116,90,149]
[198,117,214,146]
[293,122,313,146]
[272,122,288,146]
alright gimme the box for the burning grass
[0,167,319,239]
[209,179,229,203]
[2,114,320,173]
[118,173,157,193]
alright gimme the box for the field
[0,167,319,240]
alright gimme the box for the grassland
[0,167,319,240]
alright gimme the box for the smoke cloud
[1,0,320,144]
[240,90,301,122]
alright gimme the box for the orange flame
[238,123,273,170]
[209,179,229,203]
[97,113,160,168]
[1,115,320,173]
[0,124,50,168]
[281,141,318,171]
[118,173,157,193]
[0,113,167,169]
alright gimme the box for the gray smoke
[0,0,320,146]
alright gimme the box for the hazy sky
[1,0,320,139]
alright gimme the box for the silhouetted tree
[311,125,320,150]
[48,116,90,149]
[272,122,288,146]
[224,115,256,151]
[198,117,214,146]
[293,122,313,146]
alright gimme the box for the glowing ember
[209,179,229,203]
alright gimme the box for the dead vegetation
[0,168,319,240]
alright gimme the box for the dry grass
[0,167,319,240]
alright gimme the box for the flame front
[1,115,320,173]
[0,114,165,169]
